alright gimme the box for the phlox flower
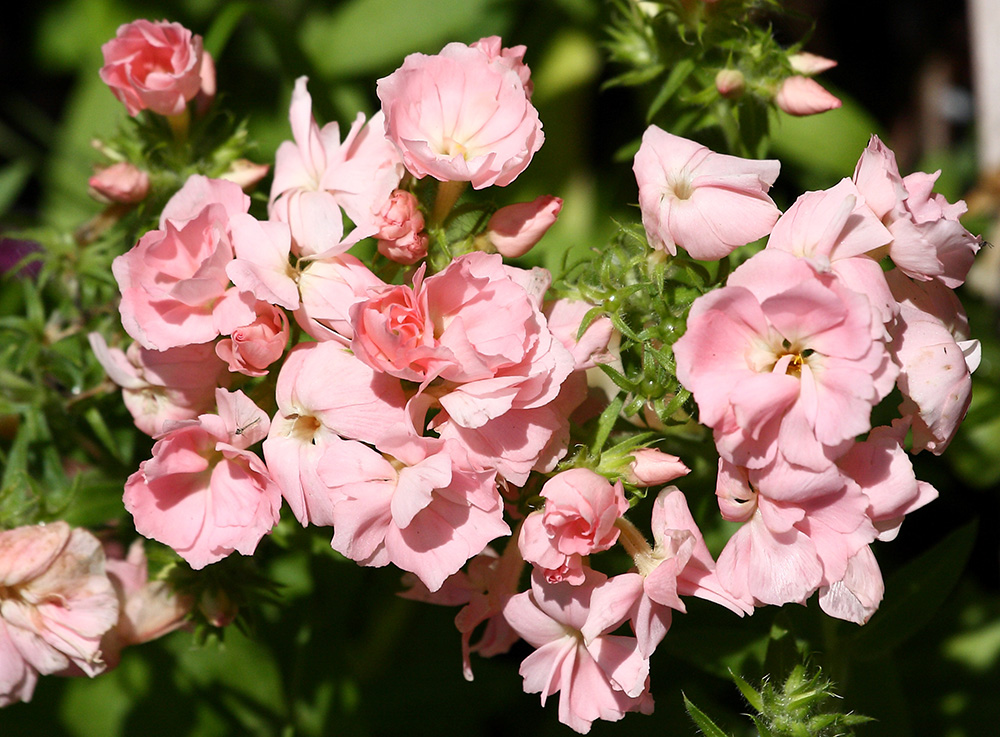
[853,135,981,288]
[377,38,543,189]
[887,270,980,454]
[269,77,404,257]
[518,468,628,585]
[0,522,120,706]
[319,434,510,592]
[632,125,781,260]
[350,252,577,484]
[263,341,408,527]
[88,333,230,436]
[123,389,280,570]
[112,176,256,351]
[673,249,895,472]
[503,569,652,734]
[713,459,877,608]
[616,488,753,657]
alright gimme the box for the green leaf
[646,57,696,120]
[683,693,732,737]
[848,520,978,658]
[0,159,34,217]
[730,669,764,713]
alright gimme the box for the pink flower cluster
[87,20,982,734]
[672,134,980,618]
[0,522,188,706]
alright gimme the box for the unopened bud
[714,69,745,98]
[486,195,562,258]
[775,76,842,116]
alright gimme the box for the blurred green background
[1,1,998,735]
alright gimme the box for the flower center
[666,169,694,200]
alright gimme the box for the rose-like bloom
[503,569,652,734]
[350,252,576,483]
[112,176,256,351]
[123,389,281,570]
[486,195,562,258]
[89,332,231,436]
[377,38,543,189]
[775,76,842,116]
[216,302,290,377]
[673,249,895,472]
[375,189,428,264]
[0,522,120,706]
[633,125,781,260]
[295,254,386,343]
[88,162,150,204]
[100,20,208,117]
[518,469,628,585]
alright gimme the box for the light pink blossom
[320,434,509,592]
[88,332,230,436]
[269,77,404,257]
[887,269,980,454]
[503,569,652,734]
[99,20,209,117]
[518,469,628,585]
[377,38,543,189]
[123,389,280,570]
[633,125,781,260]
[0,522,119,706]
[673,249,895,472]
[263,341,408,527]
[112,176,255,351]
[295,254,386,343]
[853,135,981,288]
[351,252,577,484]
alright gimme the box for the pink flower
[375,189,428,264]
[887,269,980,454]
[518,469,629,585]
[775,76,842,116]
[269,77,404,257]
[853,135,981,288]
[503,569,652,734]
[88,162,150,204]
[714,460,877,607]
[123,389,281,570]
[320,434,509,592]
[614,488,751,658]
[112,176,256,351]
[99,20,208,117]
[0,522,119,706]
[623,448,690,487]
[100,539,191,667]
[88,332,231,436]
[216,302,290,376]
[349,252,576,484]
[263,341,408,527]
[470,36,535,98]
[673,249,895,472]
[486,195,563,258]
[295,254,386,343]
[377,38,544,189]
[633,125,781,260]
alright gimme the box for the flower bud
[486,195,562,258]
[88,162,150,204]
[775,76,842,116]
[624,448,690,487]
[220,159,270,192]
[714,69,745,98]
[788,52,838,76]
[375,189,428,264]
